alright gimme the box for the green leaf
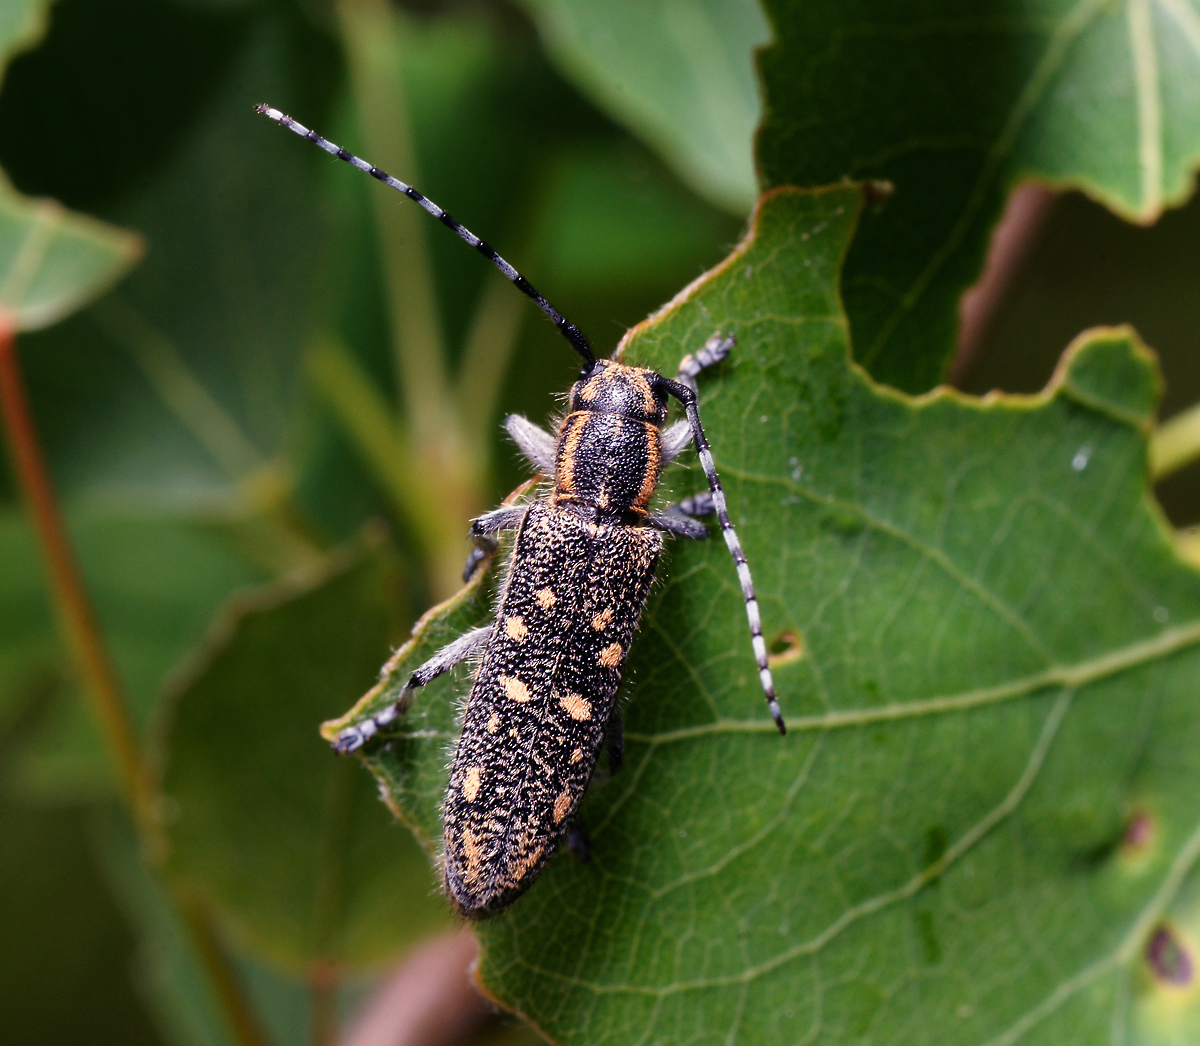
[95,803,375,1046]
[513,0,769,214]
[0,169,142,331]
[328,186,1200,1043]
[161,536,452,972]
[0,795,163,1046]
[0,507,57,731]
[6,512,270,801]
[757,0,1200,392]
[532,144,745,290]
[90,809,241,1046]
[0,0,54,83]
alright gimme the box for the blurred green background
[1,0,1198,1044]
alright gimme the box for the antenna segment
[256,104,596,367]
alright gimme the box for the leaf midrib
[625,615,1200,745]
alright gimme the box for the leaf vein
[625,617,1200,744]
[731,467,1054,661]
[524,690,1073,997]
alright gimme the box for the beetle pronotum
[258,104,784,918]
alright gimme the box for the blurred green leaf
[95,808,381,1046]
[0,0,142,332]
[0,0,54,82]
[0,169,142,331]
[0,796,162,1046]
[91,809,241,1046]
[6,512,269,801]
[515,0,768,214]
[757,0,1200,392]
[532,143,745,290]
[5,10,338,510]
[327,187,1200,1044]
[0,507,56,729]
[161,536,452,972]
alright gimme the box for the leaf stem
[338,0,450,449]
[309,960,339,1046]
[1177,525,1200,569]
[334,0,487,599]
[0,314,153,829]
[0,314,273,1046]
[177,894,274,1046]
[305,334,446,553]
[1151,399,1200,479]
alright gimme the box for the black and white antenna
[256,104,596,368]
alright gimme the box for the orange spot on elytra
[462,829,483,884]
[553,788,572,823]
[500,675,530,703]
[463,766,482,802]
[598,642,623,668]
[559,692,592,721]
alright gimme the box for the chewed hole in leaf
[1147,925,1193,986]
[1123,808,1156,855]
[767,630,803,667]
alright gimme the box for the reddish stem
[340,931,492,1046]
[0,314,153,825]
[311,959,340,1046]
[951,184,1059,387]
[0,314,273,1046]
[178,895,274,1046]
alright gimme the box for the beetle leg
[332,624,494,753]
[662,334,733,461]
[673,490,714,517]
[462,504,528,581]
[504,414,556,475]
[673,331,734,395]
[650,490,716,539]
[649,510,708,540]
[657,354,787,735]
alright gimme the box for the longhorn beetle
[257,104,785,919]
